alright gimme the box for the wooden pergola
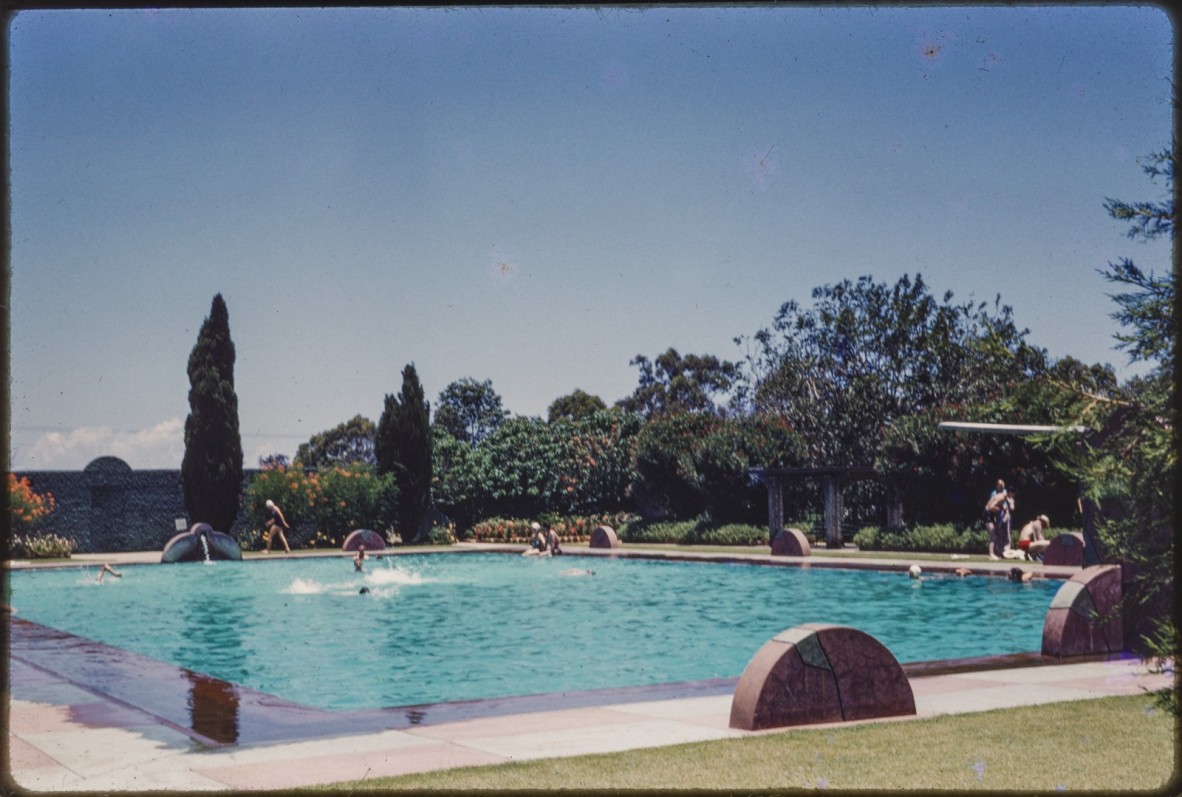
[750,466,876,549]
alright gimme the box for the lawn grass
[315,695,1176,791]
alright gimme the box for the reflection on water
[175,566,252,679]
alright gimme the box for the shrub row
[12,533,76,559]
[469,512,637,543]
[853,523,1078,554]
[617,519,772,546]
[852,524,988,553]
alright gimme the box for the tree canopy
[433,378,509,445]
[548,388,607,422]
[737,273,1046,466]
[617,348,739,418]
[296,415,376,468]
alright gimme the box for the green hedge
[853,524,1079,554]
[617,519,772,546]
[852,524,988,554]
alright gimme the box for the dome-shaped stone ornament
[730,623,915,730]
[161,523,243,563]
[1042,532,1086,567]
[589,525,619,549]
[1041,564,1122,656]
[342,529,386,552]
[770,528,811,557]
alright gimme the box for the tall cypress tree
[376,363,432,543]
[181,294,244,531]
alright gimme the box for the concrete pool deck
[5,546,1173,791]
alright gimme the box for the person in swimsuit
[1017,515,1051,560]
[263,499,292,554]
[984,485,1015,561]
[354,544,367,571]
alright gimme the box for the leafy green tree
[431,427,491,532]
[478,416,566,519]
[738,273,1046,468]
[548,388,607,422]
[551,408,643,515]
[1048,144,1174,700]
[875,357,1110,528]
[296,415,376,468]
[432,378,509,445]
[257,453,290,470]
[617,348,739,418]
[181,294,244,531]
[634,412,806,523]
[376,364,433,543]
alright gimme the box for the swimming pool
[7,553,1058,712]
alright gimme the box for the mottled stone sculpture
[1041,564,1123,656]
[730,623,915,730]
[589,525,620,549]
[770,527,812,557]
[342,528,386,552]
[1042,532,1086,567]
[161,522,243,563]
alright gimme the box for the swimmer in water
[560,568,595,577]
[359,586,371,595]
[1008,567,1034,583]
[97,563,122,583]
[353,544,367,572]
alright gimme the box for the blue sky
[8,5,1174,470]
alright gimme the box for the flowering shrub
[8,474,55,535]
[428,522,458,545]
[13,532,75,559]
[243,463,398,549]
[470,512,636,543]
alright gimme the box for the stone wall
[16,456,256,554]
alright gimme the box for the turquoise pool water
[7,553,1058,711]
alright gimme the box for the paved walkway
[7,654,1170,792]
[5,546,1170,791]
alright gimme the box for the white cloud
[20,418,185,470]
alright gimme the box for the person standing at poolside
[984,480,1004,552]
[263,499,292,554]
[984,484,1014,560]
